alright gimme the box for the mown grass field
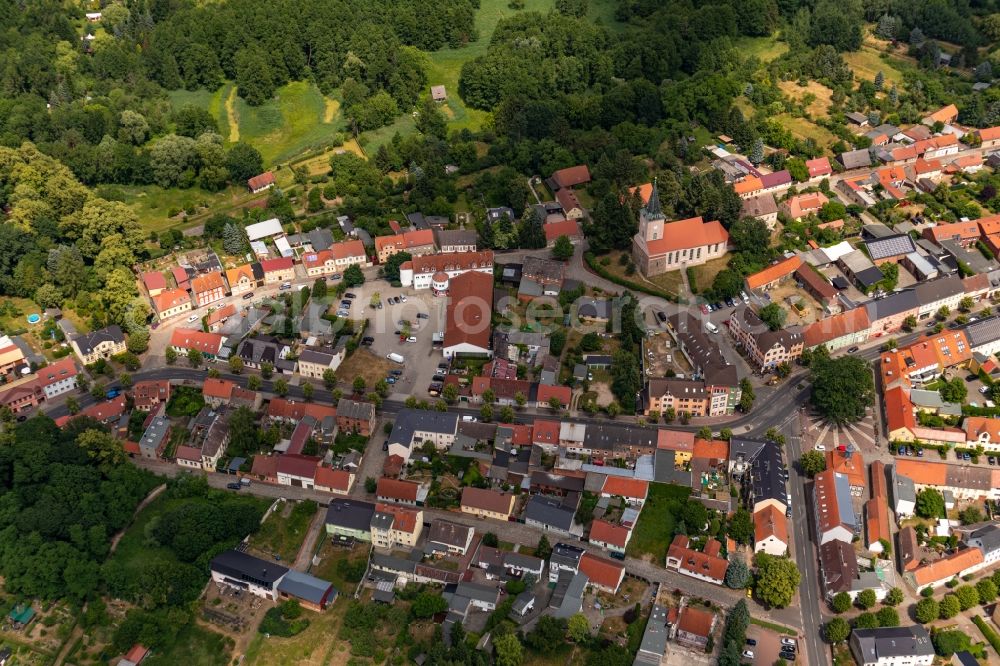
[775,113,839,148]
[734,33,789,62]
[626,483,691,561]
[118,184,244,232]
[843,44,907,86]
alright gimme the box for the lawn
[598,250,685,298]
[626,483,691,561]
[309,540,371,592]
[734,33,789,62]
[688,255,731,295]
[248,500,318,563]
[117,184,244,233]
[144,622,234,666]
[168,85,232,141]
[843,45,907,87]
[774,114,839,148]
[778,80,834,117]
[243,599,350,666]
[234,81,344,166]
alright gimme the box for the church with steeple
[631,179,730,277]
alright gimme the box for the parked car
[361,336,375,346]
[990,456,997,465]
[814,444,826,451]
[400,294,407,302]
[187,313,200,323]
[279,282,292,290]
[964,451,972,461]
[389,369,403,376]
[226,482,242,490]
[780,639,797,648]
[336,309,350,317]
[656,311,667,323]
[981,386,990,394]
[345,292,356,298]
[699,304,710,315]
[742,651,754,660]
[377,301,383,309]
[242,292,254,300]
[745,639,757,646]
[432,374,445,382]
[329,273,342,280]
[406,336,417,343]
[382,440,389,451]
[106,388,121,400]
[417,313,429,319]
[386,377,397,384]
[847,346,859,353]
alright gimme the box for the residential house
[71,325,126,365]
[962,416,1000,451]
[142,271,167,296]
[427,519,475,556]
[865,234,917,266]
[577,552,625,594]
[247,171,276,194]
[376,477,422,506]
[814,469,858,545]
[261,257,295,284]
[138,412,171,460]
[745,256,802,292]
[325,499,376,541]
[170,328,226,360]
[806,157,833,180]
[36,357,78,400]
[0,376,44,413]
[275,454,322,489]
[245,218,284,242]
[922,104,959,127]
[524,496,576,535]
[548,543,585,583]
[460,487,515,521]
[675,606,717,651]
[206,303,237,332]
[632,183,728,277]
[152,288,193,320]
[753,505,788,556]
[371,503,423,549]
[802,308,870,352]
[374,229,436,263]
[740,192,779,229]
[601,476,649,505]
[132,379,170,412]
[819,539,860,599]
[727,306,803,370]
[191,271,226,308]
[665,535,728,585]
[547,165,591,190]
[236,336,295,373]
[336,398,376,436]
[588,519,631,555]
[780,192,828,220]
[314,467,354,495]
[297,346,345,379]
[850,626,934,666]
[226,263,263,295]
[434,229,478,253]
[543,218,583,245]
[211,549,287,601]
[894,458,1000,501]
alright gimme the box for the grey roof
[954,651,980,666]
[74,325,125,355]
[450,582,500,606]
[371,511,394,531]
[666,312,739,386]
[371,552,418,575]
[388,408,458,450]
[749,439,786,508]
[653,449,693,486]
[504,551,544,573]
[522,256,564,283]
[961,315,1000,349]
[307,228,334,251]
[336,398,374,421]
[435,229,478,248]
[428,519,473,548]
[865,290,919,322]
[584,423,657,451]
[908,389,943,408]
[939,238,999,274]
[549,542,584,570]
[406,212,428,230]
[913,274,963,304]
[866,123,901,139]
[512,590,535,615]
[584,354,613,367]
[486,207,516,224]
[845,111,869,124]
[834,472,857,530]
[325,499,376,532]
[635,604,669,662]
[967,523,1000,554]
[525,495,575,531]
[211,549,288,586]
[741,192,778,218]
[237,336,295,372]
[355,228,373,247]
[140,415,171,454]
[851,626,933,661]
[729,437,769,466]
[551,571,588,618]
[298,346,338,366]
[865,234,916,261]
[277,570,335,604]
[578,298,612,320]
[840,149,872,169]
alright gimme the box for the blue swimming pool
[26,313,40,324]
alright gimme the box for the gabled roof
[676,606,715,639]
[589,519,630,548]
[912,547,984,586]
[806,157,832,177]
[601,476,648,500]
[444,271,493,350]
[376,477,419,502]
[152,288,191,313]
[142,272,167,291]
[745,256,802,290]
[461,487,514,515]
[753,504,788,545]
[170,328,225,354]
[247,171,276,190]
[643,216,729,256]
[36,357,77,388]
[260,256,294,273]
[578,552,625,591]
[550,165,591,189]
[314,467,352,492]
[191,270,225,295]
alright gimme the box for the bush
[973,615,1000,656]
[259,601,310,637]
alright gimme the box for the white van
[705,321,719,334]
[386,352,405,364]
[186,314,200,323]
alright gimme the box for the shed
[431,86,447,102]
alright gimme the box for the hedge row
[584,252,679,302]
[973,615,1000,657]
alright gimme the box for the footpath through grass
[625,483,691,561]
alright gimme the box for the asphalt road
[781,409,828,666]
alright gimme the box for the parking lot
[744,624,799,665]
[342,280,450,397]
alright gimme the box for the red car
[699,304,710,315]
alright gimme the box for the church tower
[637,179,665,243]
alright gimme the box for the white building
[245,218,284,242]
[849,626,934,666]
[399,251,494,291]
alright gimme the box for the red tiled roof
[692,438,729,460]
[175,445,202,462]
[203,377,237,400]
[444,271,493,350]
[266,397,337,421]
[142,272,167,291]
[657,429,695,452]
[602,476,649,500]
[746,256,803,290]
[551,165,591,188]
[124,644,149,664]
[36,357,77,388]
[191,271,225,295]
[913,548,984,586]
[977,126,1000,142]
[667,535,728,581]
[247,171,275,190]
[578,552,625,591]
[802,308,870,348]
[172,267,190,286]
[206,303,236,326]
[315,467,352,492]
[260,257,294,273]
[375,502,421,534]
[543,219,581,242]
[251,455,279,478]
[170,328,224,354]
[589,519,630,548]
[276,454,321,480]
[377,477,419,502]
[461,487,514,515]
[536,384,571,406]
[754,504,788,545]
[331,239,367,260]
[408,250,493,276]
[132,379,170,407]
[533,419,560,445]
[677,607,715,638]
[643,217,729,256]
[826,447,866,488]
[923,220,980,244]
[153,288,191,313]
[925,104,958,125]
[806,157,832,178]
